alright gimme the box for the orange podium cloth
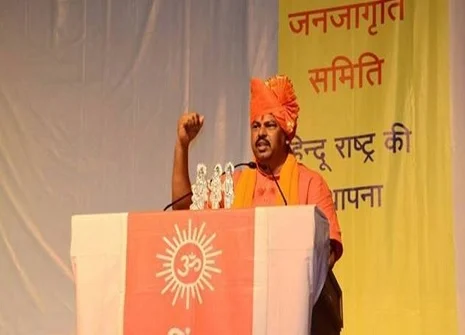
[71,205,330,335]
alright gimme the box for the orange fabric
[299,165,343,260]
[124,210,255,334]
[232,155,343,261]
[250,75,300,139]
[232,154,300,208]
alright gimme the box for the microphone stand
[266,165,288,206]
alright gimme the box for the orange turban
[250,75,300,140]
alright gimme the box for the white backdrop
[0,1,277,334]
[1,0,464,334]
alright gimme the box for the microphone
[229,161,257,170]
[163,161,257,211]
[163,191,192,211]
[266,165,288,206]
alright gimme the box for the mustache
[255,138,270,146]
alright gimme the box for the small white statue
[223,162,235,209]
[190,164,208,210]
[208,164,223,209]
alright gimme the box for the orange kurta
[232,163,343,261]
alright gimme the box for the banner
[279,0,458,333]
[124,210,256,334]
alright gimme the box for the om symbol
[177,252,202,278]
[168,327,191,335]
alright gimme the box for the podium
[71,205,342,335]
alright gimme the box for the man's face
[250,114,287,164]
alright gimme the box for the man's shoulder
[297,162,335,192]
[297,162,326,181]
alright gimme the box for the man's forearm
[171,140,192,210]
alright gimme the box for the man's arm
[307,173,343,267]
[171,112,204,210]
[171,140,192,210]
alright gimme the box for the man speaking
[171,75,343,266]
